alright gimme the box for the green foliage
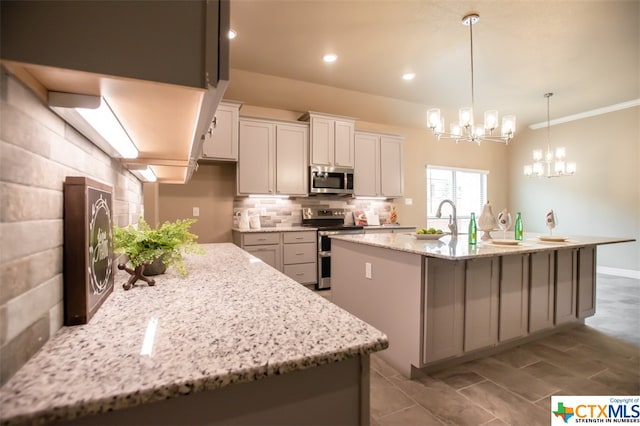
[113,217,204,275]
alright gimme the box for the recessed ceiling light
[228,29,237,40]
[402,73,415,81]
[323,53,338,63]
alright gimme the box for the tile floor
[318,274,640,425]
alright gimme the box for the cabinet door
[424,259,464,363]
[354,132,380,196]
[276,124,309,196]
[334,119,355,168]
[499,254,529,342]
[529,251,555,332]
[555,248,577,324]
[464,258,499,352]
[380,136,404,197]
[202,102,239,160]
[310,116,333,166]
[238,119,274,195]
[245,245,281,271]
[577,246,596,319]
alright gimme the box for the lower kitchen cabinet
[464,258,499,352]
[577,246,596,319]
[555,248,578,324]
[233,230,317,285]
[423,258,464,364]
[499,254,530,342]
[529,251,555,332]
[282,231,317,285]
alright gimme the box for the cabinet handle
[295,237,304,240]
[212,117,217,129]
[296,252,304,256]
[295,273,304,276]
[258,238,266,241]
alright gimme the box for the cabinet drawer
[283,243,316,264]
[243,233,280,246]
[283,231,316,244]
[283,263,317,284]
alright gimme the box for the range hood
[0,0,230,184]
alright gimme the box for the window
[426,166,488,231]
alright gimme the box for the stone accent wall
[0,70,143,385]
[233,196,399,228]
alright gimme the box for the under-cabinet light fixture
[138,167,157,183]
[248,194,289,199]
[48,92,138,159]
[355,196,387,201]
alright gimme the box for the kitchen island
[331,232,633,378]
[0,243,388,425]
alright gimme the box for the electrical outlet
[405,198,413,205]
[365,262,372,279]
[192,207,200,217]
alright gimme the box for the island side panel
[62,355,368,426]
[332,239,423,377]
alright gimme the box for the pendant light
[426,13,516,145]
[524,93,576,177]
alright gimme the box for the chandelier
[524,93,576,177]
[427,13,516,145]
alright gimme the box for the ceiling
[227,0,639,131]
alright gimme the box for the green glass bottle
[515,212,523,241]
[468,212,477,245]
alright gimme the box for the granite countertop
[0,243,388,425]
[363,225,416,230]
[331,232,635,260]
[232,226,316,233]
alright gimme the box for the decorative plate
[491,239,520,246]
[538,235,567,242]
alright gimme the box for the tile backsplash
[233,196,399,228]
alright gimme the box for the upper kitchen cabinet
[300,112,355,168]
[354,131,404,198]
[0,0,230,183]
[237,117,309,196]
[201,100,242,161]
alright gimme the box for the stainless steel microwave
[309,166,354,195]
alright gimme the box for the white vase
[478,201,497,240]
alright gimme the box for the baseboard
[597,266,640,280]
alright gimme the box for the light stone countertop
[331,232,635,260]
[232,226,316,233]
[363,225,416,230]
[0,243,388,425]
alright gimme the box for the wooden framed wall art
[63,177,114,325]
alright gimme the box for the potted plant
[113,217,204,290]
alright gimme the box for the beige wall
[156,163,236,243]
[0,70,143,385]
[509,106,639,272]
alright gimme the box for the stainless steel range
[301,207,364,290]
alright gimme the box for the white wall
[509,106,639,273]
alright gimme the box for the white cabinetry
[282,231,317,285]
[232,230,317,286]
[202,101,241,161]
[301,112,355,168]
[354,131,404,198]
[238,118,308,196]
[238,232,282,271]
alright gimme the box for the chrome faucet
[435,199,458,237]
